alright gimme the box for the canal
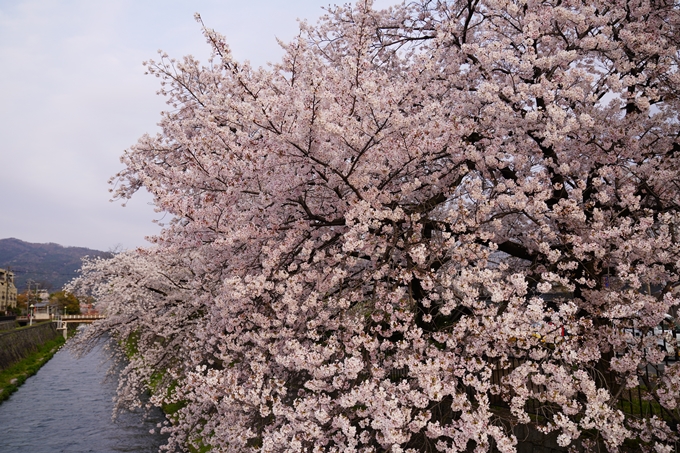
[0,339,166,452]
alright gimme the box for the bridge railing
[60,314,106,320]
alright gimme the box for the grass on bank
[0,335,66,404]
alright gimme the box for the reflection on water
[0,339,166,452]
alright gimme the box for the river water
[0,340,166,452]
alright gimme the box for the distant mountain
[0,238,112,292]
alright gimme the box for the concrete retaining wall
[0,320,16,331]
[0,322,59,370]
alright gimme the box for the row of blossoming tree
[68,0,680,451]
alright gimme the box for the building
[33,301,53,321]
[0,268,17,312]
[37,289,49,303]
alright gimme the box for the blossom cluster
[69,0,680,451]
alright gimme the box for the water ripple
[0,341,166,452]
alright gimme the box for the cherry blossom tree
[69,0,680,451]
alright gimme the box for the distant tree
[35,280,54,292]
[16,290,38,315]
[49,291,80,315]
[107,243,125,255]
[6,306,21,316]
[16,292,28,314]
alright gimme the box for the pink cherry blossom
[68,0,680,451]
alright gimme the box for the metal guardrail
[60,314,106,320]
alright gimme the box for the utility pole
[35,282,40,320]
[26,279,34,317]
[5,266,9,312]
[0,266,7,313]
[0,266,9,313]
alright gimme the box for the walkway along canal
[0,338,166,452]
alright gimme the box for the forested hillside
[0,238,110,291]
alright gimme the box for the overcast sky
[0,0,397,252]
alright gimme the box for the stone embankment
[0,322,60,370]
[0,316,16,331]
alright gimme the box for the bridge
[54,314,106,339]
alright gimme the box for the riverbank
[0,335,66,404]
[0,339,167,452]
[0,322,62,369]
